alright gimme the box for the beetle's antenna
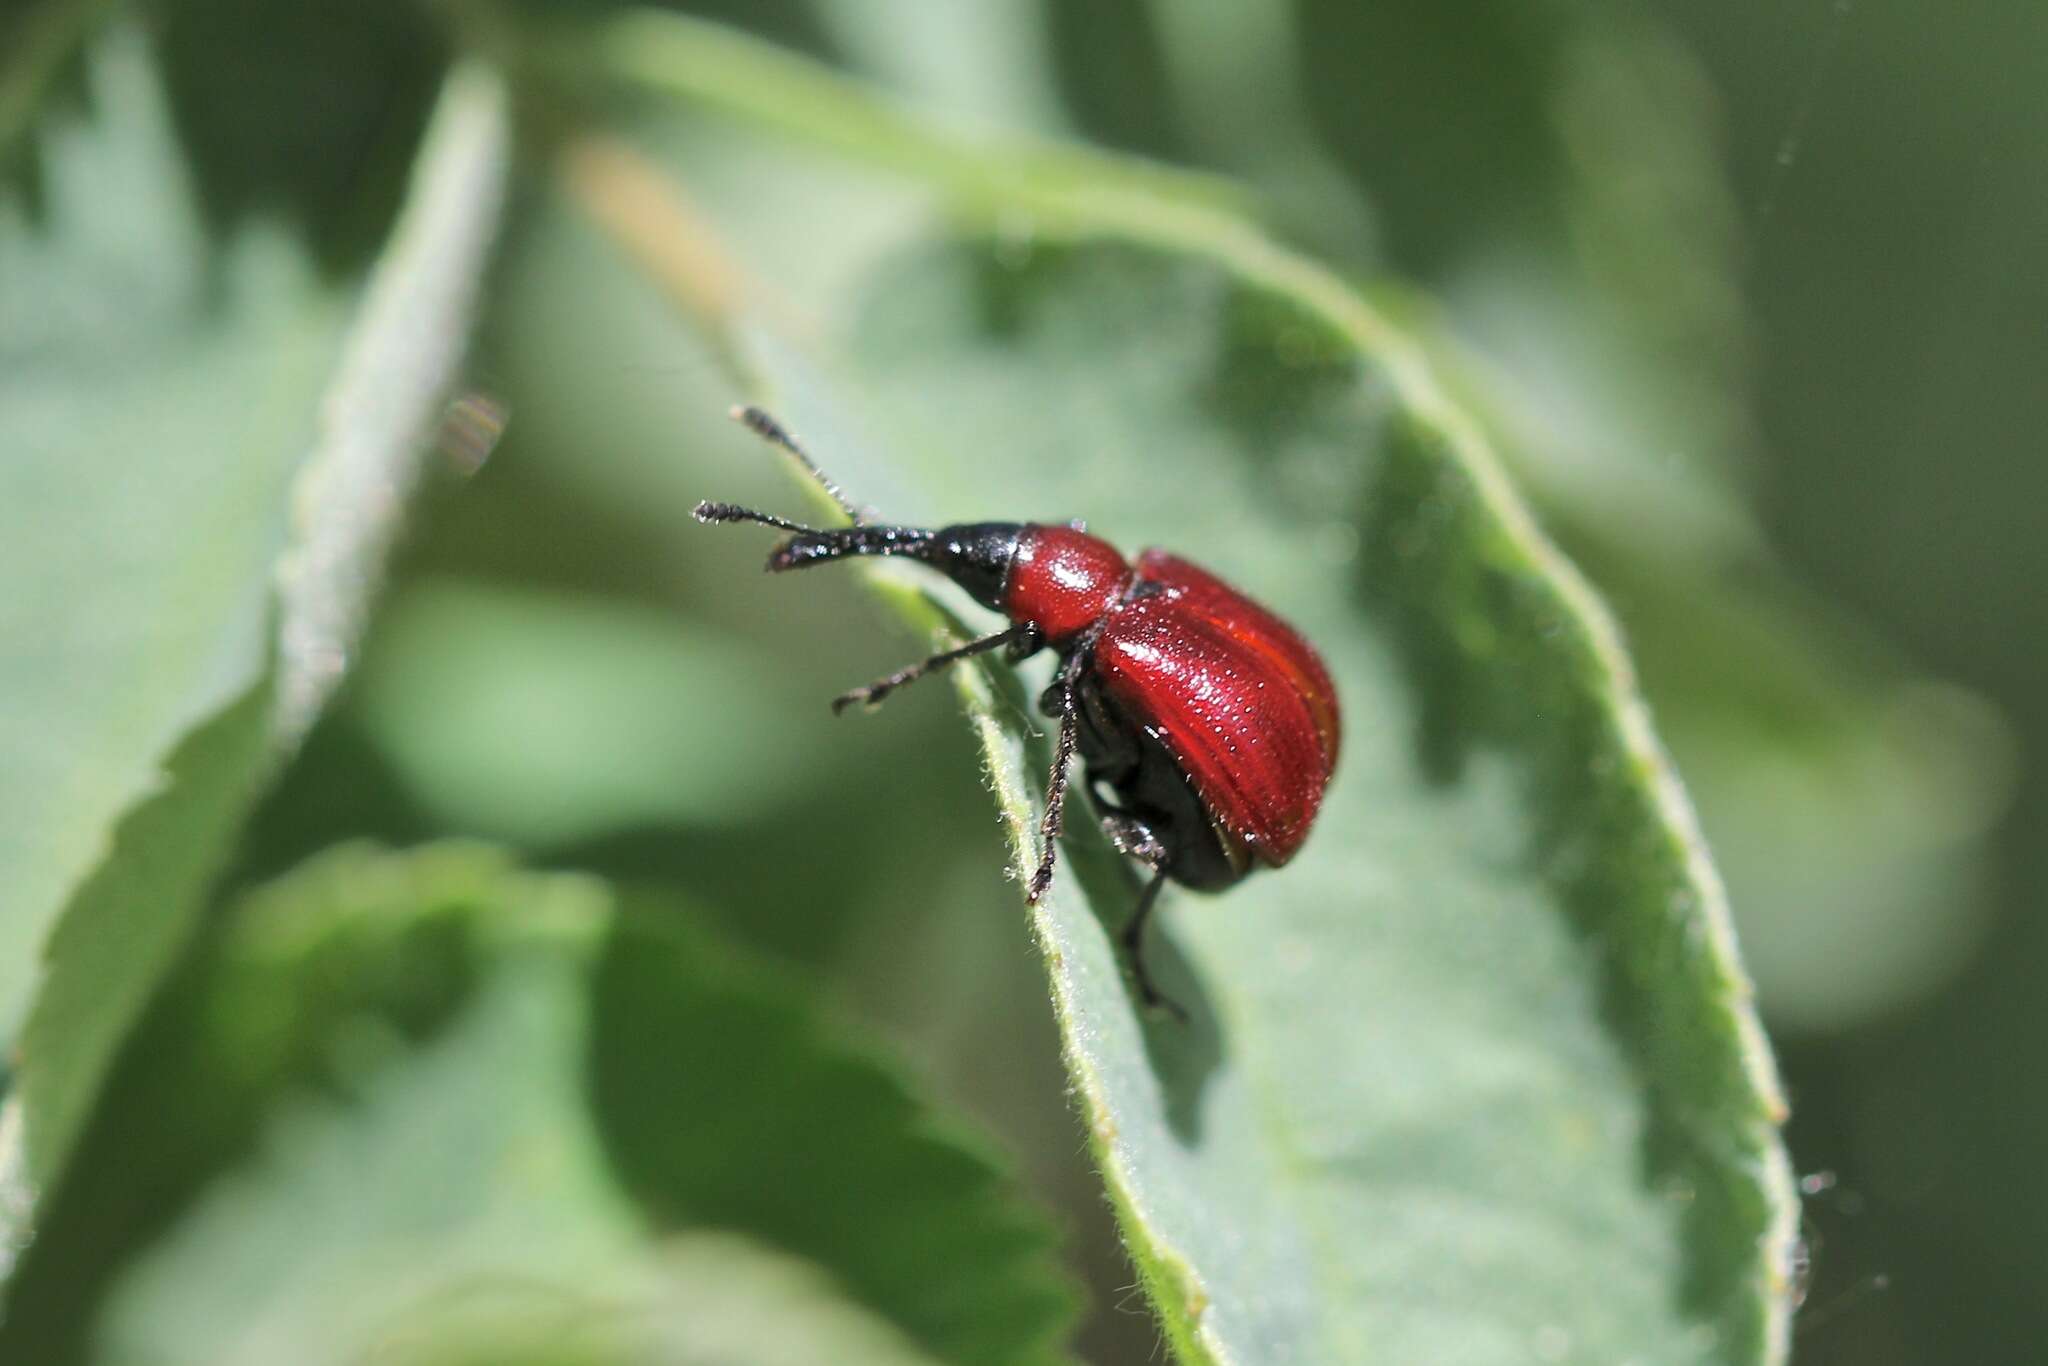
[694,501,938,576]
[693,502,827,536]
[728,405,867,526]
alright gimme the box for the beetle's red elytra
[698,406,1340,1016]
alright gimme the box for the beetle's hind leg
[1124,864,1185,1023]
[1095,812,1185,1020]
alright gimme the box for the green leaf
[340,1232,961,1366]
[1290,5,2012,1031]
[933,0,2007,1036]
[766,239,1795,1366]
[808,0,1075,137]
[1140,0,1380,267]
[1559,534,2013,1033]
[1082,0,2010,1035]
[586,7,1241,222]
[0,24,343,1050]
[0,843,1075,1366]
[569,14,1799,1362]
[349,577,816,847]
[0,37,510,1211]
[0,0,115,172]
[0,676,273,1275]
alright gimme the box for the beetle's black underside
[1061,669,1244,892]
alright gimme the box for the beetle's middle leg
[1099,810,1168,865]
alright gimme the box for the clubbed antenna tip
[729,404,778,441]
[723,404,866,526]
[695,500,819,535]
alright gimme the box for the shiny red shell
[1005,527,1340,868]
[1004,525,1129,641]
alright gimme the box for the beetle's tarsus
[831,684,889,713]
[1142,983,1190,1024]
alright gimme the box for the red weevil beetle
[698,406,1340,1015]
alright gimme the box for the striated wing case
[1093,551,1340,866]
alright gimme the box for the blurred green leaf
[0,0,113,176]
[809,0,1075,137]
[0,24,339,1050]
[588,7,1242,224]
[1409,268,2012,1034]
[247,1233,953,1366]
[0,843,1075,1365]
[153,0,450,273]
[1141,0,1379,266]
[351,577,813,847]
[764,237,1794,1366]
[569,13,1801,1363]
[1278,3,2013,1029]
[0,39,509,1216]
[1564,537,2013,1032]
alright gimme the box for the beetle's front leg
[832,622,1032,714]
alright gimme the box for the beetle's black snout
[767,524,934,572]
[758,519,1021,615]
[922,522,1024,614]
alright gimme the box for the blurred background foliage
[2,0,2043,1361]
